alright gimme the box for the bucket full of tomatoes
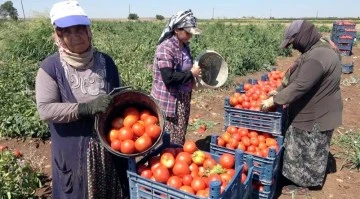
[95,87,165,158]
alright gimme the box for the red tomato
[110,139,122,151]
[191,177,206,192]
[132,122,145,137]
[249,131,258,138]
[140,169,153,179]
[242,101,251,109]
[221,132,232,143]
[160,152,176,169]
[208,174,222,186]
[250,137,259,147]
[176,152,192,165]
[135,134,152,152]
[247,145,256,153]
[258,142,267,150]
[144,116,158,126]
[217,137,225,147]
[167,176,183,189]
[257,135,266,143]
[232,132,242,142]
[189,163,199,172]
[111,117,124,129]
[183,140,197,154]
[172,161,190,177]
[237,142,246,151]
[118,127,134,141]
[120,139,135,154]
[220,173,232,184]
[203,158,217,169]
[265,138,278,147]
[123,107,140,117]
[179,186,194,194]
[140,109,151,121]
[137,164,147,174]
[123,115,139,128]
[152,165,170,183]
[238,128,249,137]
[228,138,239,148]
[108,129,119,143]
[219,154,235,169]
[241,173,247,183]
[196,190,208,198]
[182,174,193,186]
[161,148,177,157]
[241,136,251,147]
[145,124,161,139]
[226,126,238,134]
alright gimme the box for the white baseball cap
[50,1,91,28]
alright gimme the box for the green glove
[78,95,112,117]
[260,96,275,112]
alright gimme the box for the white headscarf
[158,9,198,45]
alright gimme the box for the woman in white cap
[151,10,202,145]
[261,20,342,195]
[35,1,128,198]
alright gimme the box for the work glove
[78,95,112,117]
[260,96,275,112]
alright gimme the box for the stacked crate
[210,68,286,199]
[331,20,357,56]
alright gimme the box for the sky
[2,0,360,19]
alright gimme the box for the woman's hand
[191,62,202,78]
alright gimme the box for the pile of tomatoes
[229,70,284,111]
[107,106,161,154]
[136,140,248,198]
[217,126,279,158]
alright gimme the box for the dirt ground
[1,45,360,199]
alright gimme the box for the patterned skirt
[282,124,333,187]
[165,91,192,145]
[87,138,129,199]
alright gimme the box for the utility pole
[212,8,214,19]
[20,0,26,20]
[128,4,131,15]
[269,9,272,19]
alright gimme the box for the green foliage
[316,24,332,33]
[333,130,360,170]
[0,1,18,20]
[0,19,290,138]
[128,13,139,20]
[156,14,165,20]
[0,149,42,198]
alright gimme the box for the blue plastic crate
[332,31,357,37]
[333,23,356,29]
[332,37,354,44]
[224,98,284,135]
[252,174,279,199]
[340,50,351,56]
[342,63,354,74]
[127,133,254,199]
[336,43,353,51]
[210,134,284,185]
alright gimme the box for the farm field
[0,19,359,198]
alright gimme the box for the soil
[1,45,360,199]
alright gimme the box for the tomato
[191,170,199,178]
[191,177,206,192]
[237,95,245,104]
[237,142,246,151]
[226,143,235,150]
[120,139,135,154]
[228,138,239,148]
[172,161,190,177]
[243,164,248,174]
[123,107,140,117]
[250,137,259,147]
[265,138,278,147]
[140,109,151,121]
[189,163,199,172]
[152,165,170,183]
[247,145,256,153]
[135,134,152,152]
[137,164,147,174]
[198,166,206,177]
[238,128,249,137]
[111,117,124,129]
[132,122,145,137]
[160,152,175,169]
[161,148,177,157]
[167,176,183,189]
[219,154,235,169]
[217,137,225,147]
[232,132,242,142]
[108,129,119,143]
[242,101,251,109]
[118,127,134,141]
[244,83,252,91]
[182,174,193,186]
[123,115,139,127]
[220,173,232,184]
[110,139,122,151]
[179,186,194,194]
[249,131,258,138]
[241,136,251,147]
[241,173,247,183]
[227,168,235,177]
[176,152,192,165]
[221,132,232,143]
[229,96,238,106]
[183,140,197,154]
[257,135,266,143]
[196,190,208,198]
[145,124,161,139]
[192,150,206,165]
[144,116,158,126]
[140,169,153,179]
[226,126,238,134]
[203,158,216,169]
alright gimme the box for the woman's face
[56,25,90,54]
[175,28,193,44]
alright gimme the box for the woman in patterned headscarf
[35,1,129,198]
[151,10,202,145]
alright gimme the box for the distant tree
[0,1,18,20]
[128,13,139,20]
[155,14,164,20]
